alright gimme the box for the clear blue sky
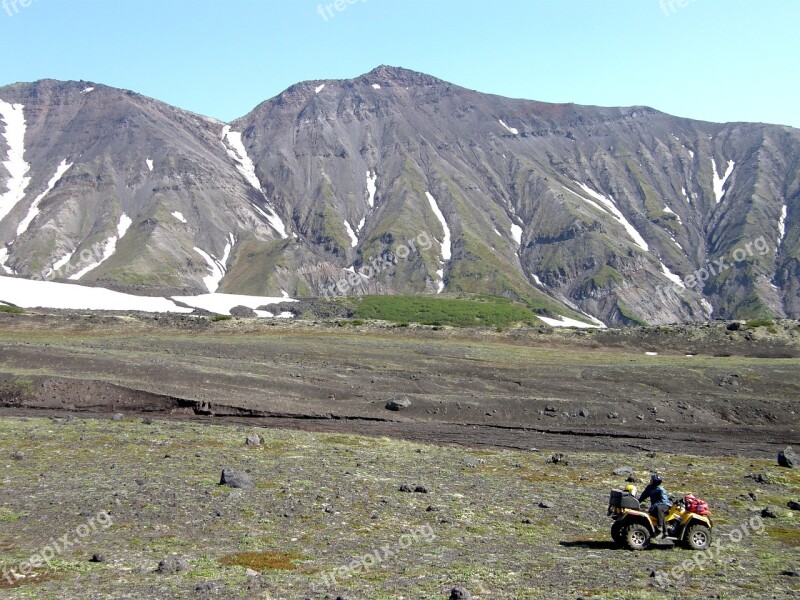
[1,0,797,127]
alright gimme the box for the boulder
[778,446,797,468]
[449,587,472,600]
[156,556,188,573]
[219,468,255,489]
[230,305,257,318]
[385,396,412,411]
[245,434,263,447]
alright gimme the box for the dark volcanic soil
[0,311,798,458]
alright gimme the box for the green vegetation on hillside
[353,295,546,328]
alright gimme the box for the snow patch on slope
[538,315,601,329]
[425,191,451,294]
[16,159,72,236]
[344,220,358,247]
[371,84,381,90]
[315,84,325,94]
[0,275,192,313]
[573,182,649,251]
[366,171,377,208]
[510,223,523,245]
[194,234,235,293]
[172,211,187,224]
[700,298,713,316]
[171,292,295,316]
[661,263,685,288]
[69,214,133,280]
[711,158,735,204]
[81,87,94,94]
[221,126,288,238]
[0,100,31,224]
[498,119,519,135]
[0,247,13,274]
[146,159,153,172]
[778,205,787,242]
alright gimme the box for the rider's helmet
[625,484,637,496]
[650,473,663,485]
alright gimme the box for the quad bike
[608,489,713,550]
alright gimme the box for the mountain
[0,67,797,325]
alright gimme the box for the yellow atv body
[608,492,713,550]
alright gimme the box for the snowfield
[0,276,296,316]
[17,159,72,237]
[222,126,288,238]
[712,158,735,204]
[537,315,601,329]
[425,191,451,293]
[0,100,32,223]
[69,214,133,280]
[572,182,649,252]
[0,275,192,313]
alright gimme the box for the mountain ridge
[0,67,797,325]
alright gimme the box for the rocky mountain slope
[0,67,797,325]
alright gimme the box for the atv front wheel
[684,523,711,550]
[623,523,650,550]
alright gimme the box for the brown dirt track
[1,311,799,458]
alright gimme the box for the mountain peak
[358,65,447,87]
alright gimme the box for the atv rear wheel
[684,523,711,550]
[611,521,624,545]
[623,523,650,550]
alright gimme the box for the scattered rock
[521,518,532,524]
[10,451,23,460]
[90,553,105,563]
[449,587,472,600]
[142,417,153,425]
[727,322,741,331]
[761,507,778,519]
[111,413,124,421]
[578,409,590,418]
[385,396,412,411]
[655,418,666,424]
[399,484,414,493]
[607,412,620,420]
[548,453,567,465]
[788,501,800,511]
[613,466,633,476]
[780,570,800,577]
[544,406,557,413]
[219,468,254,489]
[414,486,429,494]
[539,501,553,509]
[778,446,797,468]
[426,505,440,512]
[156,556,188,573]
[245,568,259,577]
[245,434,263,447]
[748,473,771,485]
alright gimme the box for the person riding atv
[607,479,713,550]
[639,474,671,538]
